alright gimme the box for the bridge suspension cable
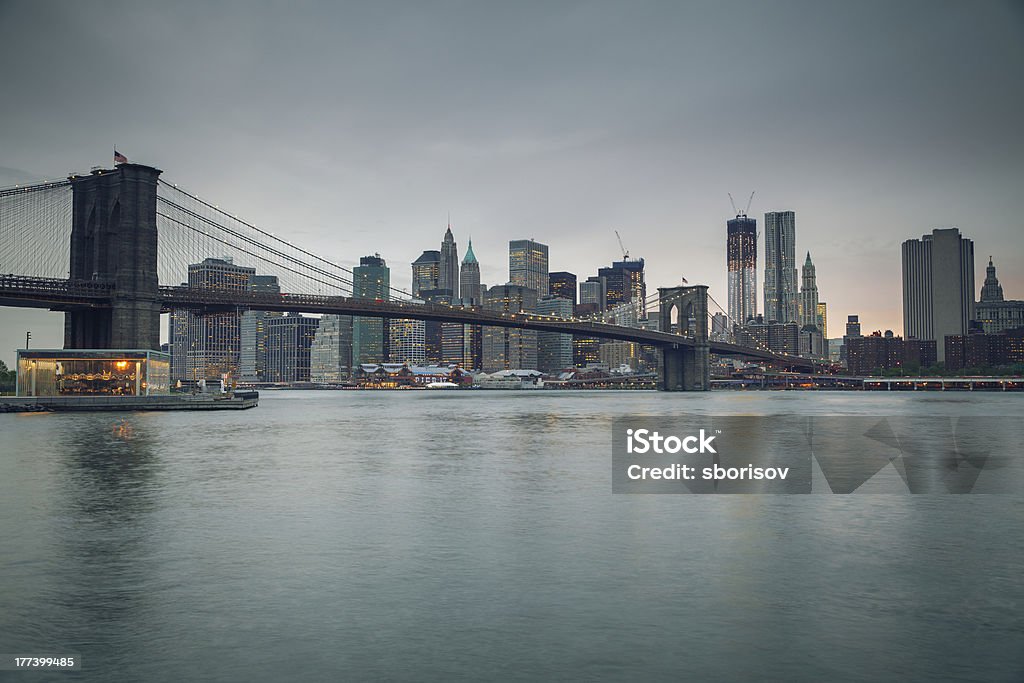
[0,179,73,281]
[156,180,418,301]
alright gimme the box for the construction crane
[728,191,756,217]
[615,229,629,261]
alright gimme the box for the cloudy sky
[1,0,1022,365]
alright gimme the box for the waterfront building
[265,313,319,382]
[16,349,170,397]
[309,314,353,383]
[840,314,862,366]
[239,275,282,383]
[536,295,574,373]
[727,213,757,327]
[816,302,828,339]
[482,284,538,371]
[600,341,640,372]
[763,210,798,323]
[411,250,441,298]
[734,315,799,355]
[389,318,427,365]
[182,257,255,381]
[352,254,390,364]
[548,271,577,305]
[509,239,549,296]
[902,227,975,362]
[975,257,1024,334]
[847,332,905,375]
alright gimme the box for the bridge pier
[65,164,162,350]
[657,285,710,391]
[659,344,710,392]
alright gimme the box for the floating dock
[0,392,259,413]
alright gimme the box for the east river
[1,390,1022,681]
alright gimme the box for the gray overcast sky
[1,0,1023,365]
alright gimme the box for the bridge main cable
[158,180,417,302]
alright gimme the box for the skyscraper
[459,240,481,304]
[579,276,607,311]
[598,259,646,312]
[482,284,538,371]
[799,252,820,329]
[439,226,459,297]
[456,240,483,367]
[182,257,254,381]
[388,318,427,365]
[816,302,828,339]
[727,214,757,327]
[265,313,320,382]
[536,295,573,372]
[411,250,440,298]
[240,275,282,383]
[764,211,798,323]
[902,227,974,362]
[352,254,390,364]
[509,239,548,296]
[548,271,577,306]
[309,314,353,383]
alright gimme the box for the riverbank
[0,392,259,412]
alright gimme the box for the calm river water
[1,390,1022,682]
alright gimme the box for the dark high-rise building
[846,315,861,337]
[240,275,282,383]
[353,254,390,364]
[727,214,757,326]
[265,313,320,382]
[509,239,549,296]
[482,284,538,371]
[548,271,577,306]
[411,250,440,298]
[764,211,798,323]
[440,226,459,297]
[536,295,573,372]
[179,257,255,381]
[418,288,451,363]
[459,240,481,304]
[598,259,646,312]
[902,227,974,362]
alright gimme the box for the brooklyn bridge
[0,162,821,390]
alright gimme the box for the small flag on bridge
[114,150,128,164]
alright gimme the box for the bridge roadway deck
[0,275,815,369]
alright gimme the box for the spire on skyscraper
[463,238,478,264]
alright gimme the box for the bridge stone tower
[64,164,162,350]
[657,285,710,391]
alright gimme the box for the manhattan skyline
[1,1,1022,363]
